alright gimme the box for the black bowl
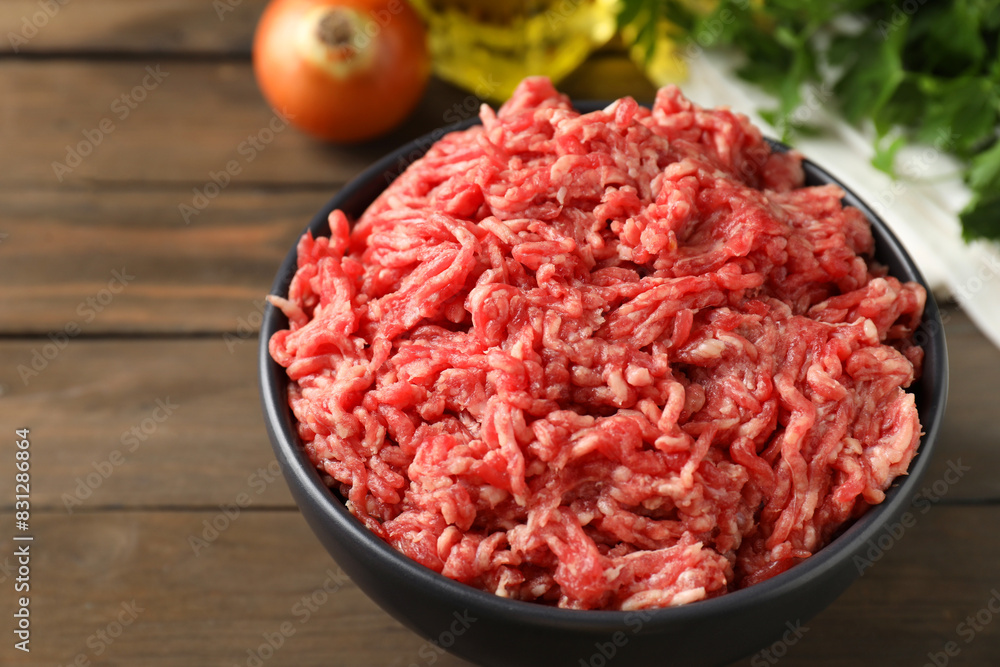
[259,109,949,667]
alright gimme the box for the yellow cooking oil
[409,0,619,102]
[618,0,732,88]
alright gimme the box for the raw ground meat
[269,77,926,611]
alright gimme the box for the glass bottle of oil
[409,0,619,103]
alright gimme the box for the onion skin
[253,0,430,143]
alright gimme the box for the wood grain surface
[1,2,998,666]
[0,0,264,54]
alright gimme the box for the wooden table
[2,2,999,665]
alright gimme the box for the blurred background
[1,1,999,665]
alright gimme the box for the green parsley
[618,0,1000,242]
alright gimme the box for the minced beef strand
[268,77,926,611]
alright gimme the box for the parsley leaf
[616,0,1000,242]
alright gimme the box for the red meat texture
[269,77,926,610]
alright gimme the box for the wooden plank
[924,306,1000,501]
[0,306,997,510]
[0,506,996,666]
[0,339,295,510]
[0,61,479,187]
[0,188,329,334]
[0,0,264,54]
[729,504,1000,667]
[0,58,661,189]
[0,55,648,336]
[0,510,471,667]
